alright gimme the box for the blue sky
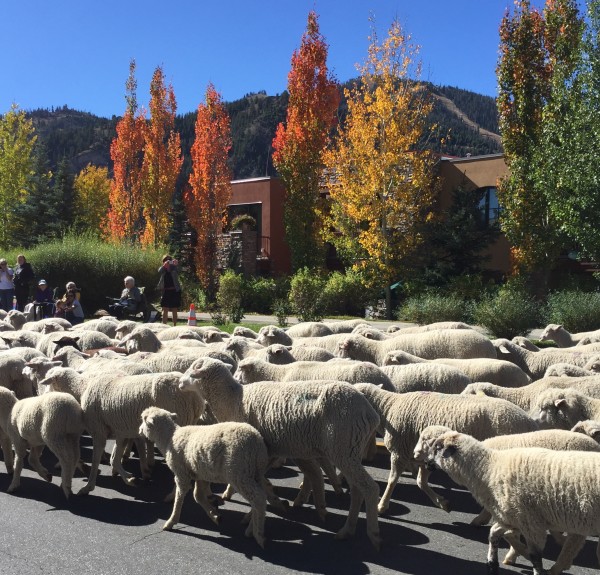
[2,0,551,118]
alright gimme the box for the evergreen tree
[53,157,75,231]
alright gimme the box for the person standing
[13,254,34,312]
[157,255,181,327]
[0,258,15,311]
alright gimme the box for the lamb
[5,309,27,330]
[178,358,382,549]
[383,349,531,387]
[223,336,265,361]
[543,363,598,378]
[354,382,538,515]
[232,326,259,339]
[493,338,600,380]
[426,430,600,575]
[235,357,395,390]
[461,377,600,411]
[119,326,206,353]
[139,406,278,547]
[0,355,37,399]
[286,322,334,338]
[571,419,600,442]
[540,323,600,347]
[531,387,600,430]
[1,330,43,349]
[262,344,336,364]
[380,363,471,394]
[0,387,84,498]
[78,371,205,495]
[256,325,293,347]
[36,332,82,357]
[338,329,497,366]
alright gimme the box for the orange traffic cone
[187,303,197,326]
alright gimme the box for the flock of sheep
[1,310,600,574]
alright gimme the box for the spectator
[54,281,81,302]
[157,255,181,327]
[33,279,55,319]
[63,289,84,325]
[0,258,14,312]
[13,254,34,312]
[108,276,142,319]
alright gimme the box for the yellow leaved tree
[322,19,440,317]
[73,164,111,234]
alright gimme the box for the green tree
[53,157,75,232]
[0,104,37,247]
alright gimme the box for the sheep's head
[539,324,562,342]
[179,357,233,396]
[383,350,414,365]
[571,419,600,443]
[414,425,454,465]
[22,358,62,383]
[6,309,27,330]
[41,323,65,334]
[234,358,258,384]
[337,337,356,358]
[264,344,294,365]
[203,330,225,343]
[0,320,15,332]
[139,406,178,443]
[429,431,463,468]
[529,387,586,429]
[51,337,81,355]
[460,382,496,397]
[51,347,89,365]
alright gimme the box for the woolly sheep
[531,387,600,430]
[232,326,258,339]
[22,317,71,332]
[138,348,238,375]
[178,358,382,549]
[513,335,600,354]
[543,363,598,378]
[5,309,27,330]
[0,387,84,498]
[338,329,496,366]
[50,347,152,377]
[323,319,368,333]
[387,321,474,334]
[139,406,280,547]
[223,336,265,361]
[119,327,206,353]
[0,355,37,399]
[0,346,45,362]
[235,357,395,390]
[78,371,205,495]
[354,382,538,515]
[156,325,223,342]
[427,430,600,575]
[380,363,471,394]
[72,317,119,339]
[571,419,600,442]
[291,333,352,354]
[540,323,600,347]
[1,330,43,349]
[461,377,600,411]
[263,344,335,364]
[0,320,15,332]
[383,349,531,387]
[493,338,600,380]
[286,322,334,338]
[70,330,115,352]
[256,325,293,347]
[36,332,82,357]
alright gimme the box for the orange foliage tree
[106,60,145,242]
[185,83,232,299]
[140,66,183,247]
[272,10,340,271]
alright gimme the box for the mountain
[26,84,502,181]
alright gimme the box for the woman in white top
[0,258,14,311]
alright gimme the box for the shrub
[288,267,327,322]
[272,298,292,327]
[472,285,543,339]
[545,290,600,333]
[322,271,371,316]
[243,277,279,314]
[216,270,245,323]
[397,292,471,325]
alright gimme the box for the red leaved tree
[140,66,183,247]
[106,60,145,242]
[185,83,232,299]
[272,10,340,271]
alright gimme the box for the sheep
[232,326,259,339]
[22,317,71,332]
[543,363,598,378]
[5,309,27,330]
[493,338,600,380]
[0,319,15,332]
[461,377,600,411]
[0,355,37,399]
[256,325,293,347]
[353,382,538,516]
[291,333,353,354]
[338,329,497,366]
[262,344,336,364]
[50,346,152,377]
[323,319,368,333]
[383,349,531,387]
[156,325,223,342]
[530,387,600,430]
[119,326,207,354]
[72,317,119,339]
[78,370,206,495]
[513,335,600,354]
[540,323,600,347]
[380,363,471,394]
[235,357,395,390]
[583,354,600,372]
[571,419,600,442]
[0,387,84,498]
[178,358,382,549]
[427,430,600,575]
[139,406,279,547]
[0,346,45,363]
[138,348,237,375]
[286,322,334,338]
[36,332,82,357]
[223,336,265,361]
[69,330,115,352]
[1,330,43,349]
[387,321,475,334]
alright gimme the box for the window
[478,186,500,226]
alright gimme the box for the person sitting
[62,289,84,325]
[33,279,55,319]
[54,281,81,302]
[107,276,142,319]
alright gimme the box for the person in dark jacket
[13,254,34,312]
[157,255,181,327]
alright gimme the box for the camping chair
[123,287,152,322]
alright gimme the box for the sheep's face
[540,324,561,341]
[234,361,254,384]
[337,338,354,359]
[571,420,600,443]
[428,432,461,469]
[265,345,293,365]
[414,426,453,464]
[460,382,494,397]
[530,390,580,429]
[139,407,176,443]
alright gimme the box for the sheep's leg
[192,479,220,525]
[487,522,521,573]
[318,457,344,495]
[471,508,492,527]
[110,436,135,485]
[0,429,14,474]
[133,438,151,480]
[378,451,403,514]
[7,441,28,493]
[77,435,107,496]
[163,477,191,530]
[295,459,327,521]
[145,439,155,468]
[27,444,51,482]
[416,465,451,512]
[522,530,548,575]
[335,458,381,550]
[235,479,267,549]
[363,431,377,462]
[262,478,288,513]
[548,533,586,575]
[48,435,79,499]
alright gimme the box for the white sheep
[138,348,238,374]
[353,382,538,515]
[543,362,598,378]
[36,332,82,357]
[223,336,265,361]
[0,354,37,399]
[72,317,119,339]
[380,363,471,394]
[69,330,115,352]
[78,370,205,495]
[178,358,382,549]
[531,387,600,430]
[493,338,600,380]
[388,321,474,334]
[383,349,531,387]
[0,330,43,349]
[0,319,15,332]
[0,387,84,498]
[338,329,496,365]
[232,326,259,339]
[22,317,72,332]
[156,325,223,341]
[323,319,368,333]
[5,309,28,330]
[256,325,293,347]
[235,357,395,390]
[427,430,600,575]
[119,326,206,353]
[461,377,600,411]
[540,323,600,347]
[262,344,335,364]
[286,322,334,338]
[571,419,600,442]
[139,406,280,547]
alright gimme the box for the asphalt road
[0,438,597,575]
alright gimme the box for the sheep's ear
[170,412,178,420]
[498,344,510,354]
[441,444,457,458]
[475,389,487,397]
[554,398,567,410]
[557,324,563,330]
[285,345,292,350]
[273,348,283,355]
